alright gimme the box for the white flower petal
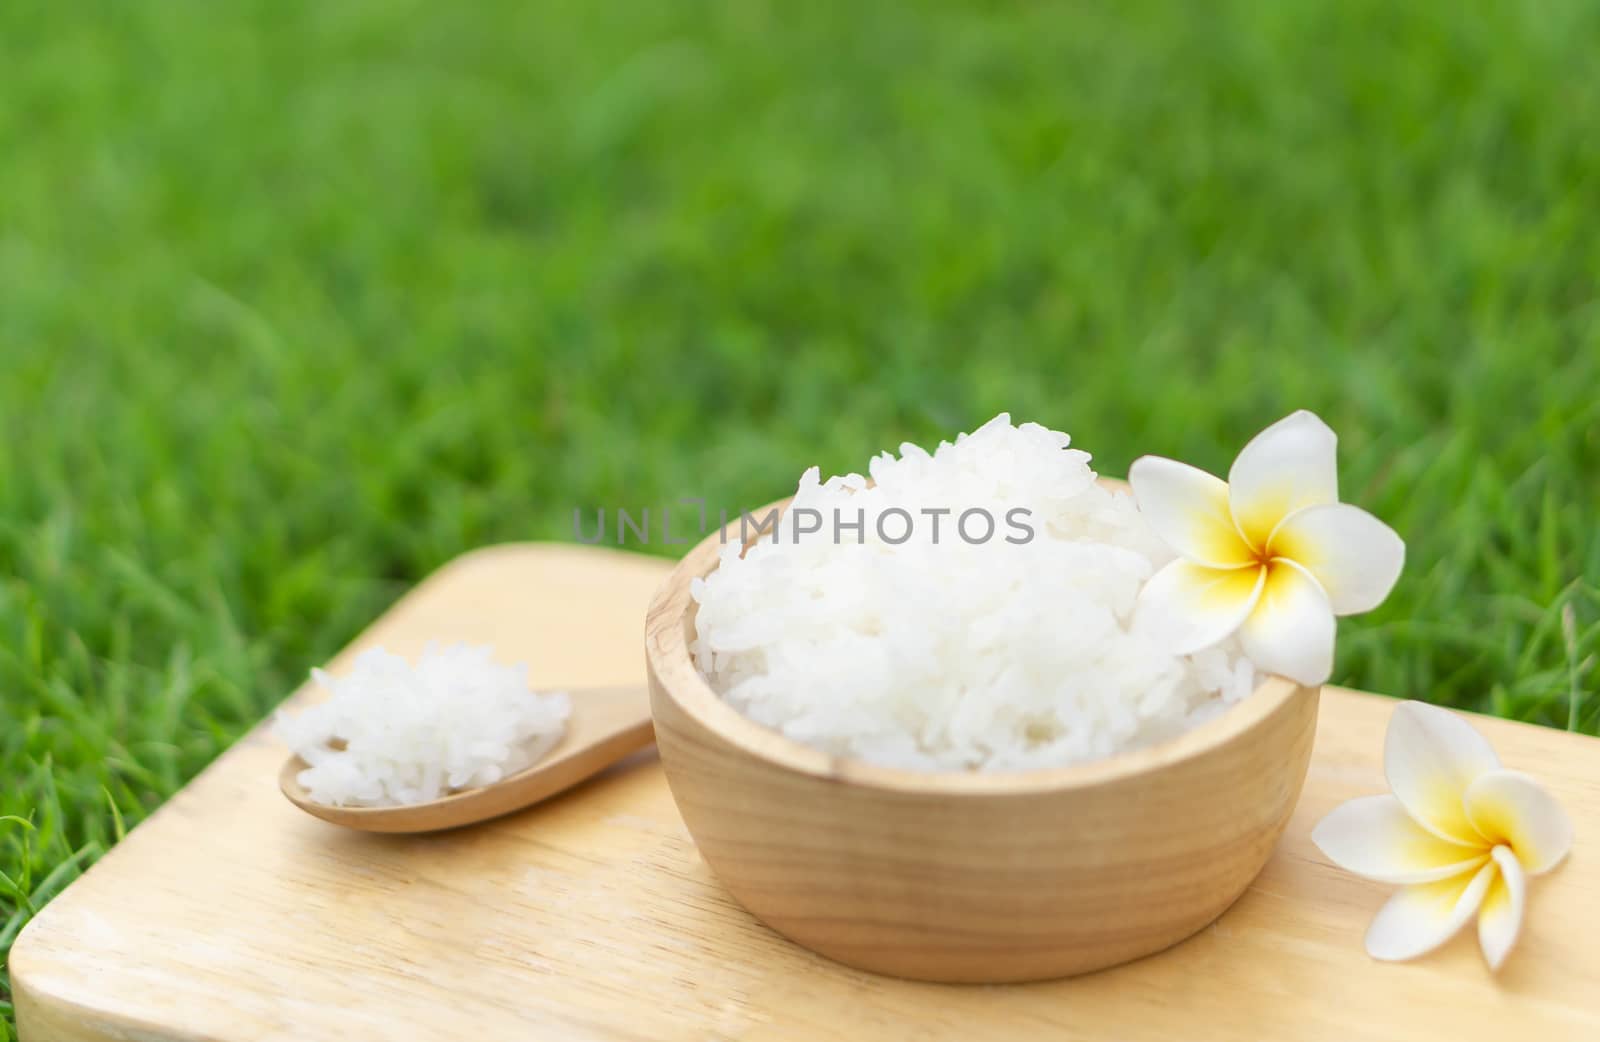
[1312,794,1489,884]
[1478,845,1526,971]
[1385,701,1501,846]
[1365,860,1496,962]
[1464,769,1574,875]
[1237,559,1335,686]
[1227,410,1339,552]
[1129,456,1257,569]
[1135,559,1265,654]
[1268,502,1405,616]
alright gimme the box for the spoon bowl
[645,496,1320,983]
[279,684,653,833]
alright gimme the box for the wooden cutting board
[11,543,1600,1042]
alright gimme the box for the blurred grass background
[3,0,1599,1030]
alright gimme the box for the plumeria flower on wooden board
[1129,410,1404,686]
[1313,701,1574,970]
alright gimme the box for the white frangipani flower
[1313,701,1574,970]
[1129,410,1404,686]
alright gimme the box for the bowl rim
[645,490,1310,798]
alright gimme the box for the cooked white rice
[690,414,1259,771]
[273,643,571,806]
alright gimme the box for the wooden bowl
[645,498,1319,984]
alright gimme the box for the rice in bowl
[690,414,1259,771]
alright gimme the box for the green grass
[3,0,1599,1032]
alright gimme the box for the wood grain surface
[11,543,1600,1042]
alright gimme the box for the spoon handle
[490,683,656,809]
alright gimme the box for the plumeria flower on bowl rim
[1129,410,1404,687]
[1312,700,1573,969]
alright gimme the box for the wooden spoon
[278,684,652,833]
